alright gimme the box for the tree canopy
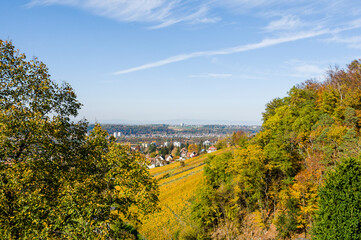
[0,40,158,239]
[312,158,361,240]
[190,59,361,239]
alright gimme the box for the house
[207,145,217,153]
[148,158,159,168]
[203,140,211,146]
[166,154,174,162]
[190,152,198,158]
[148,155,167,168]
[180,148,187,159]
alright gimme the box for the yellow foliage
[138,154,211,239]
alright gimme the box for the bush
[312,158,361,240]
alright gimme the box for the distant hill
[87,124,261,136]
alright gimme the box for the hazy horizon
[88,118,261,126]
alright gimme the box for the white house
[180,148,187,159]
[207,145,217,153]
[190,152,197,158]
[203,140,211,146]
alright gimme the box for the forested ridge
[189,60,361,239]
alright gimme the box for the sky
[1,0,361,125]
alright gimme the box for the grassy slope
[139,149,230,240]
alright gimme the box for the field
[139,149,230,239]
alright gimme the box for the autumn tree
[0,40,158,239]
[188,143,198,153]
[191,60,361,238]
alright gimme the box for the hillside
[138,148,232,239]
[183,60,361,239]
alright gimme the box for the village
[103,124,261,169]
[146,143,218,169]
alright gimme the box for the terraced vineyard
[139,149,231,239]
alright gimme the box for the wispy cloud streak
[27,0,217,28]
[263,15,302,32]
[114,29,329,75]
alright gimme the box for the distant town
[88,123,260,144]
[88,124,261,168]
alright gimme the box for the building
[166,154,174,161]
[180,148,187,159]
[190,152,197,158]
[203,140,211,146]
[207,145,217,153]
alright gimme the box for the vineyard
[139,149,231,239]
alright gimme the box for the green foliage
[191,153,235,234]
[0,40,158,239]
[191,60,361,238]
[191,182,219,233]
[312,158,361,240]
[276,198,299,239]
[147,143,157,153]
[231,131,248,147]
[204,153,233,188]
[160,146,170,155]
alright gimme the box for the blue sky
[1,0,361,124]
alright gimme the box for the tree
[231,130,248,147]
[188,143,198,153]
[312,158,361,240]
[0,40,158,239]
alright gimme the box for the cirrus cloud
[27,0,218,28]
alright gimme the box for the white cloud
[27,0,361,31]
[28,0,79,6]
[327,35,361,49]
[28,0,217,28]
[263,15,301,32]
[114,29,330,75]
[294,64,324,75]
[217,0,274,10]
[149,5,218,29]
[283,59,327,79]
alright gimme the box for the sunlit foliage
[190,60,361,239]
[0,40,158,239]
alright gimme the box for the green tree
[147,143,157,153]
[312,158,361,240]
[0,40,158,239]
